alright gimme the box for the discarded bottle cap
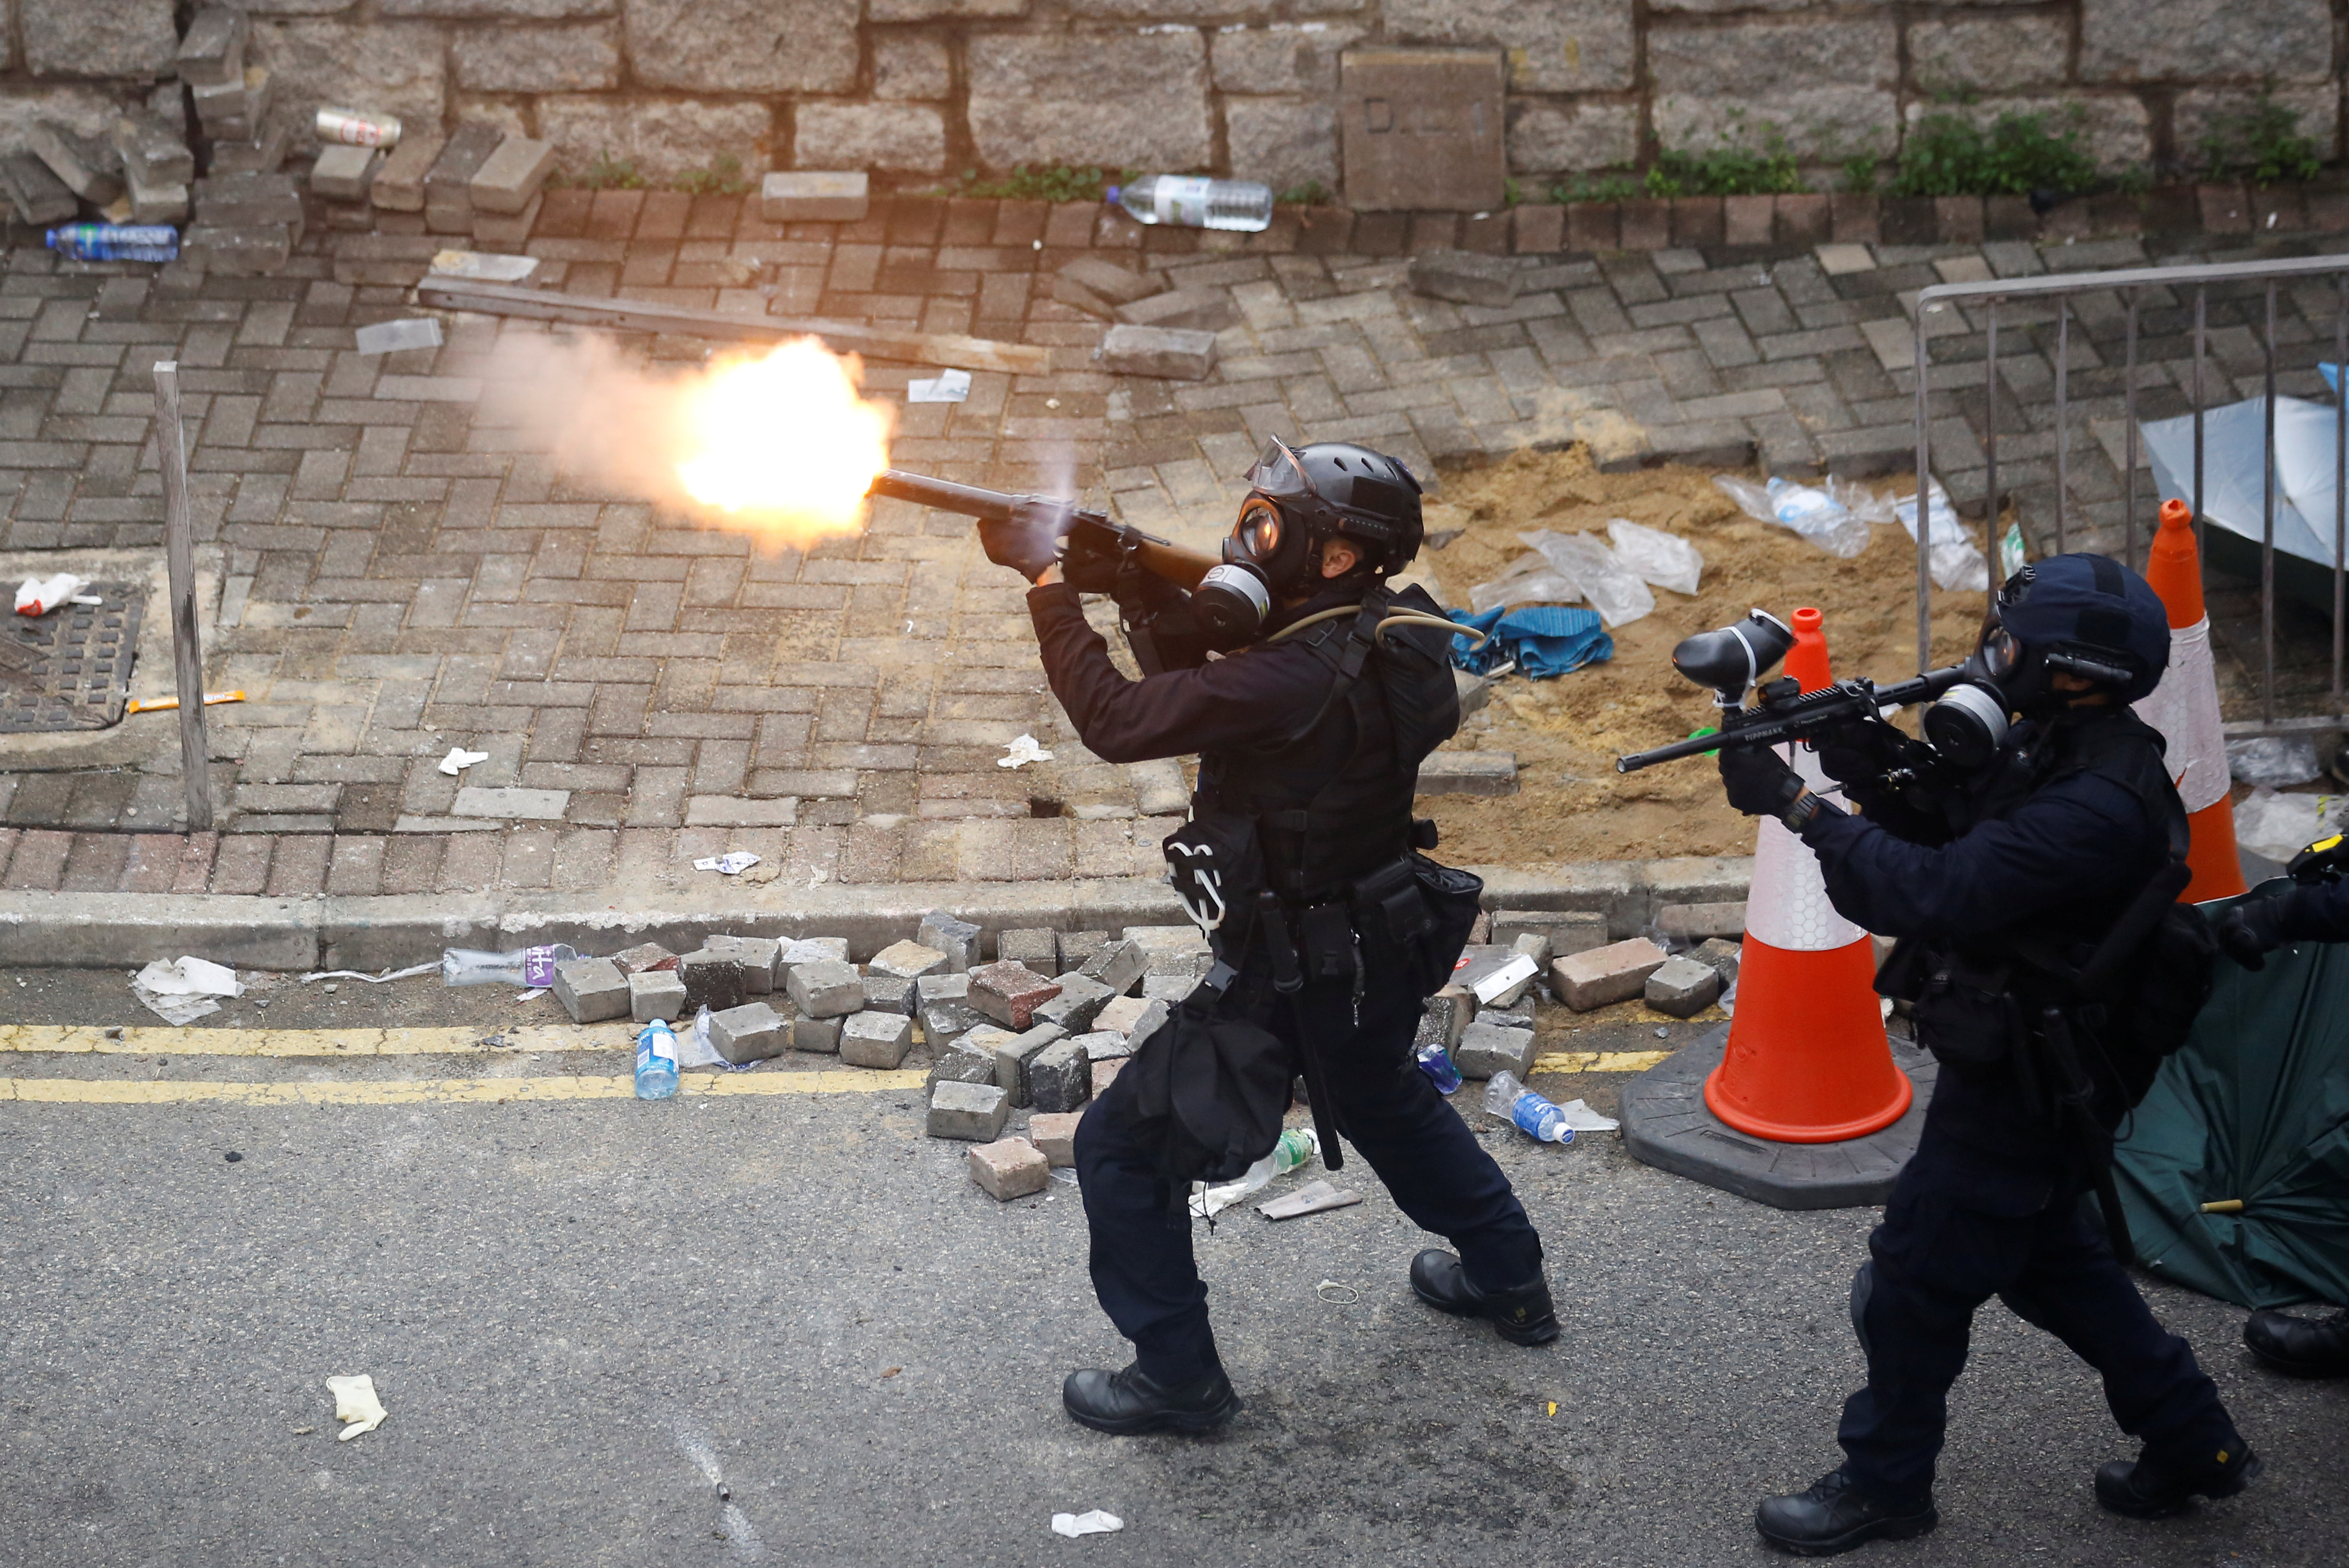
[316,107,401,149]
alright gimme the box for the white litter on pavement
[14,571,92,616]
[353,317,444,356]
[299,962,437,985]
[998,734,1054,769]
[907,367,972,403]
[1554,1098,1621,1133]
[130,956,242,1026]
[693,852,762,875]
[437,747,490,776]
[429,249,537,282]
[1051,1510,1124,1538]
[327,1374,387,1440]
[1471,953,1539,1005]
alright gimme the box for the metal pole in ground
[152,360,210,832]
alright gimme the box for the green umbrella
[2114,887,2349,1310]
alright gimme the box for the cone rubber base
[1705,937,1913,1142]
[1622,1027,1938,1210]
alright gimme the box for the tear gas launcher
[867,468,1219,590]
[1612,609,1997,776]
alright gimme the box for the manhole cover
[0,582,144,732]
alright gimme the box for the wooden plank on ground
[412,274,1053,375]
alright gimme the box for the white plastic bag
[1467,548,1583,613]
[1605,518,1704,596]
[1710,475,1871,558]
[2228,734,2323,789]
[1894,479,1989,591]
[1826,476,1897,527]
[1519,529,1655,627]
[2232,788,2347,858]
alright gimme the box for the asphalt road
[0,968,2339,1566]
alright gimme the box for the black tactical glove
[1816,718,1908,787]
[1720,745,1822,830]
[978,497,1066,583]
[2214,890,2297,972]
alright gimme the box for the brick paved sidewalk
[0,190,2336,909]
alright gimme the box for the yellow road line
[1532,1050,1671,1075]
[0,1024,637,1057]
[1,1070,927,1106]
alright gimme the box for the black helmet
[1225,438,1425,593]
[1968,552,2171,713]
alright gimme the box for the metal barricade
[1913,252,2349,736]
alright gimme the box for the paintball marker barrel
[1614,665,1971,773]
[866,467,1219,590]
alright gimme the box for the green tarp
[2114,888,2349,1310]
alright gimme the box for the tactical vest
[1193,582,1460,903]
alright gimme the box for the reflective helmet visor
[1244,437,1313,499]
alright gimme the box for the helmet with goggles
[1186,438,1427,646]
[1966,552,2170,715]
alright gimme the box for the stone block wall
[0,0,2339,197]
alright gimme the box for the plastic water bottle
[46,225,180,263]
[1190,1127,1317,1216]
[1483,1070,1573,1144]
[1109,175,1273,233]
[439,943,577,987]
[1415,1040,1464,1094]
[635,1019,680,1100]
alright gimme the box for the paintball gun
[867,467,1273,671]
[1613,609,2007,778]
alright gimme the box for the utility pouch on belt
[1906,948,2025,1070]
[1161,811,1263,934]
[1404,851,1485,999]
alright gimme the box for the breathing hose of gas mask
[1264,606,1487,647]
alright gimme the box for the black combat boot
[2094,1438,2262,1517]
[1754,1468,1938,1556]
[2244,1304,2349,1377]
[1061,1363,1242,1435]
[1409,1249,1560,1346]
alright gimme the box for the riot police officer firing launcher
[1642,556,2259,1555]
[959,438,1558,1436]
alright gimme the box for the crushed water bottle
[1190,1127,1317,1217]
[635,1018,680,1100]
[1109,175,1273,233]
[439,943,576,987]
[46,225,180,263]
[1483,1070,1573,1144]
[1415,1040,1464,1094]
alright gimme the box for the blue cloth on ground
[1447,604,1612,678]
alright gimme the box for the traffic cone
[1704,607,1914,1143]
[2133,498,2247,902]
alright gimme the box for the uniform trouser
[1071,952,1544,1386]
[1837,1147,2235,1499]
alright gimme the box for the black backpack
[1115,967,1295,1191]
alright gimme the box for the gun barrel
[1615,731,1729,774]
[868,467,1021,523]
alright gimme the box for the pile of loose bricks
[314,117,556,253]
[545,897,1749,1206]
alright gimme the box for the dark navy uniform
[1799,706,2236,1501]
[1024,578,1545,1388]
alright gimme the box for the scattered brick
[968,960,1062,1030]
[176,6,249,88]
[997,927,1056,968]
[1645,956,1722,1019]
[1408,248,1520,308]
[371,130,443,212]
[1492,910,1608,959]
[761,170,868,223]
[926,1033,999,1089]
[1414,986,1474,1052]
[1059,255,1164,306]
[1057,930,1109,976]
[1070,1029,1130,1063]
[553,956,629,1023]
[184,223,287,275]
[1454,1020,1537,1080]
[921,996,986,1046]
[1693,938,1743,988]
[311,143,377,204]
[968,1136,1048,1199]
[710,1002,788,1064]
[628,969,687,1024]
[1092,1057,1127,1098]
[1113,286,1240,333]
[862,973,915,1015]
[1030,1112,1083,1168]
[0,152,74,225]
[112,112,192,187]
[928,1080,1010,1141]
[919,911,982,972]
[26,124,120,205]
[840,1009,914,1069]
[1093,994,1150,1038]
[612,942,677,975]
[1657,902,1748,940]
[786,959,864,1019]
[1027,1035,1093,1114]
[991,1022,1067,1108]
[781,937,850,971]
[469,135,554,215]
[1551,938,1670,1012]
[1097,323,1217,381]
[869,939,947,980]
[700,935,779,993]
[1079,938,1147,995]
[791,1014,843,1053]
[677,952,746,1014]
[1035,971,1115,1034]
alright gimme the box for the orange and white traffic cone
[2133,498,2247,902]
[1704,607,1914,1143]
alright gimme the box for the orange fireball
[673,337,894,547]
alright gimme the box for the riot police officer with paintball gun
[958,438,1558,1435]
[1672,554,2260,1553]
